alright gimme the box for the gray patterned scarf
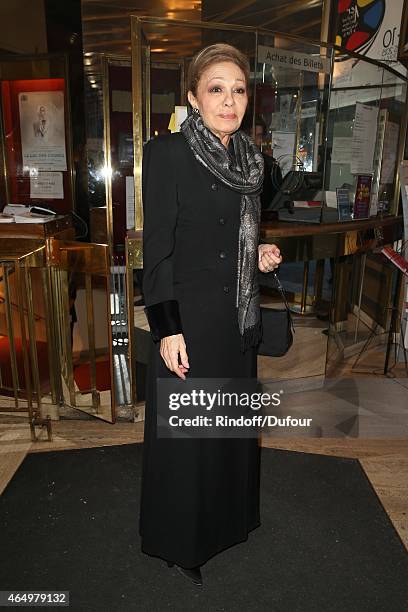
[180,111,264,352]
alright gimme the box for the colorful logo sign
[336,0,385,54]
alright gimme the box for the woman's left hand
[258,243,282,273]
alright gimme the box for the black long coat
[139,132,261,569]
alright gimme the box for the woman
[139,43,282,586]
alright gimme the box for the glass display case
[327,50,407,216]
[126,16,407,392]
[0,54,74,214]
[130,16,407,228]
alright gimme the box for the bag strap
[271,272,296,334]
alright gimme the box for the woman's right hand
[160,333,190,380]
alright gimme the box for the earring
[193,107,200,114]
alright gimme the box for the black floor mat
[1,443,407,611]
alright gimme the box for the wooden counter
[0,215,75,257]
[0,215,73,240]
[260,214,403,239]
[260,215,403,261]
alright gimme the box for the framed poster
[18,90,67,171]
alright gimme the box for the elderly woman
[139,43,282,586]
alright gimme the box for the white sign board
[257,45,331,74]
[30,171,63,199]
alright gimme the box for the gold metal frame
[100,53,140,416]
[101,55,114,257]
[125,231,143,409]
[0,236,115,432]
[101,53,133,255]
[131,21,144,234]
[46,238,115,422]
[0,245,53,441]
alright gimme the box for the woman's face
[187,61,248,145]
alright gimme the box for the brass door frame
[101,53,133,255]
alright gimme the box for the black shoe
[166,561,203,586]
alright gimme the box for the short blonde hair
[187,43,250,96]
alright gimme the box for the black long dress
[139,132,261,569]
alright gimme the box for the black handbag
[257,272,295,357]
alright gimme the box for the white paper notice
[325,191,338,208]
[271,131,296,176]
[351,102,379,175]
[331,137,352,164]
[175,106,188,131]
[126,176,135,230]
[19,91,67,171]
[30,172,63,199]
[380,122,399,184]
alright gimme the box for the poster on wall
[335,0,404,65]
[18,90,67,171]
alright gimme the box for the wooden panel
[360,253,393,329]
